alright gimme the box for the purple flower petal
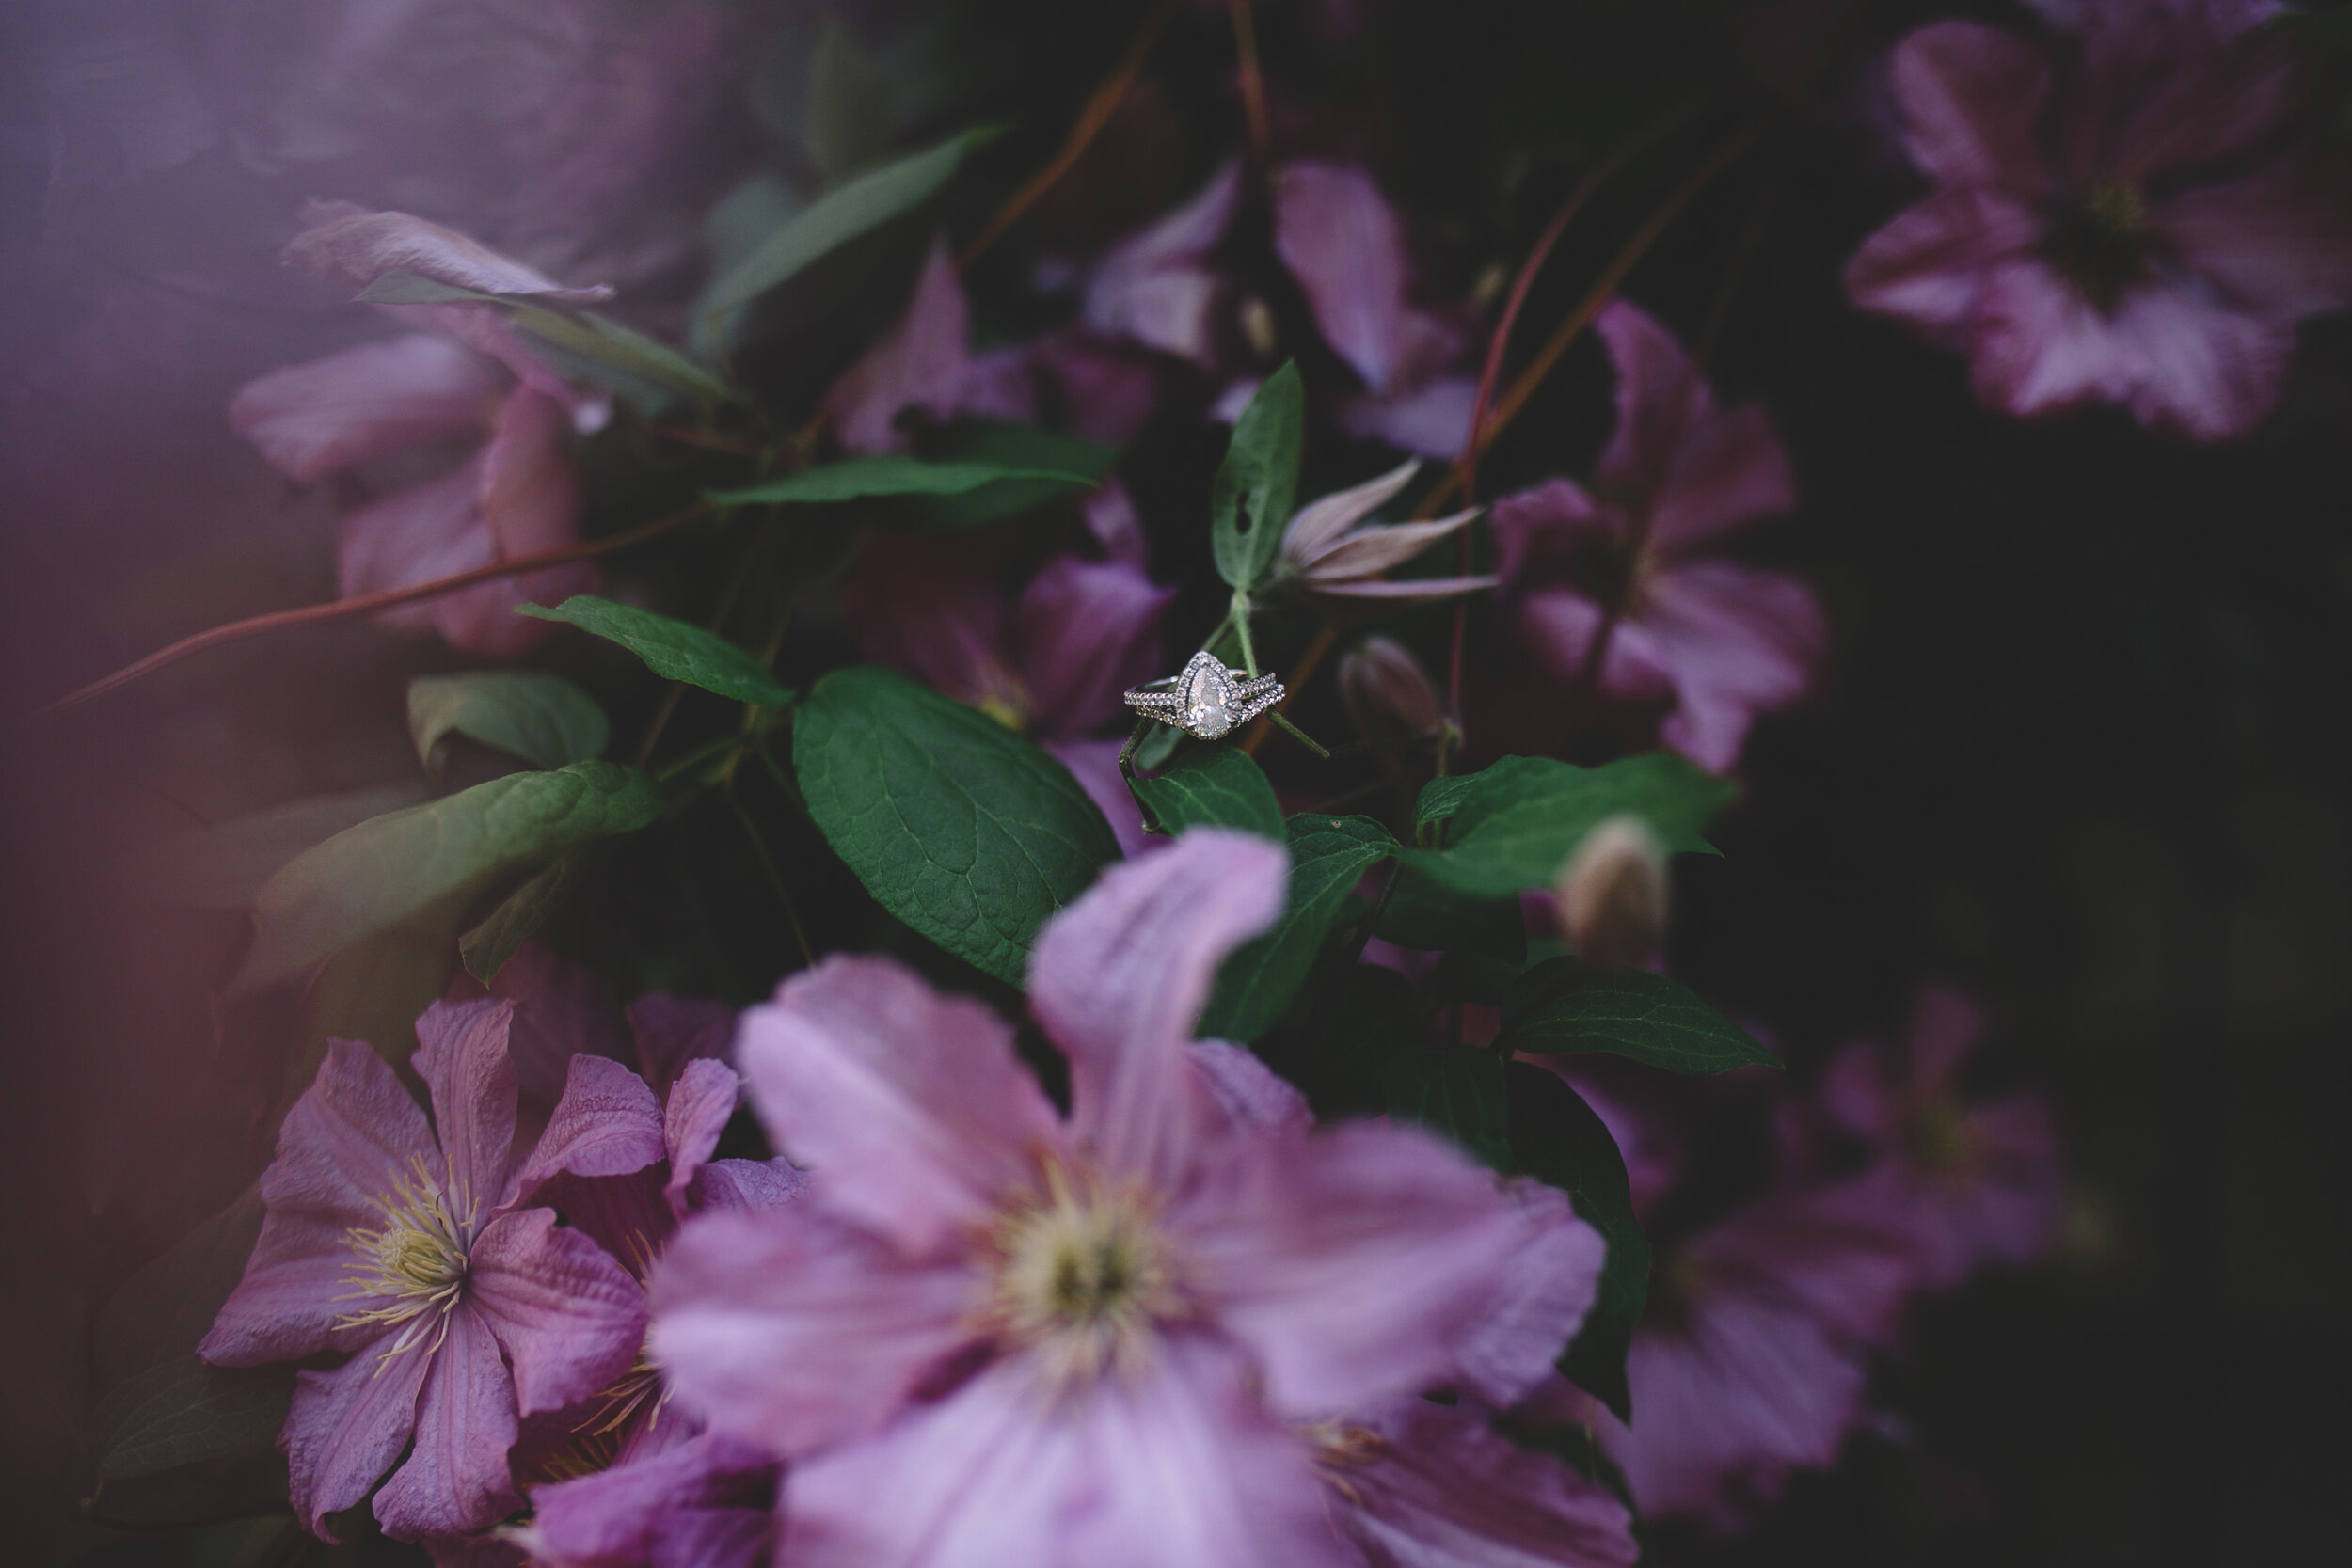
[284,1336,434,1539]
[1030,831,1288,1187]
[779,1337,1350,1568]
[826,239,977,453]
[1448,1181,1608,1409]
[414,998,522,1221]
[1640,560,1824,771]
[468,1208,649,1415]
[1487,479,1615,584]
[1178,1121,1526,1418]
[2160,154,2352,321]
[1046,737,1159,860]
[1885,22,2054,195]
[651,1205,977,1457]
[481,941,634,1104]
[1276,162,1413,393]
[690,1157,812,1212]
[202,1209,378,1365]
[737,955,1064,1253]
[230,335,501,484]
[1085,161,1242,367]
[1284,459,1422,563]
[1080,478,1149,567]
[525,1430,773,1568]
[628,992,739,1099]
[1842,186,2042,341]
[285,200,614,304]
[662,1057,742,1214]
[1335,372,1481,459]
[1187,1039,1311,1136]
[840,531,1020,716]
[517,1054,666,1196]
[1514,589,1676,702]
[1013,556,1175,738]
[1591,303,1792,554]
[373,1303,525,1541]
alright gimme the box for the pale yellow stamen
[334,1154,475,1371]
[977,1158,1181,1386]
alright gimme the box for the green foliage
[1200,814,1399,1042]
[707,454,1097,508]
[911,422,1120,527]
[1497,958,1777,1072]
[703,130,989,312]
[794,666,1120,986]
[406,670,609,780]
[1372,865,1527,962]
[352,272,729,406]
[236,763,661,990]
[87,1190,294,1489]
[1404,752,1735,896]
[1508,1064,1649,1422]
[459,849,594,985]
[519,595,793,707]
[1385,1044,1515,1171]
[1210,363,1306,591]
[1126,747,1282,840]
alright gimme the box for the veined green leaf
[406,670,609,780]
[1387,1045,1514,1172]
[519,596,792,707]
[1401,752,1734,897]
[1210,362,1305,591]
[1126,747,1282,841]
[1200,814,1397,1042]
[1496,958,1778,1073]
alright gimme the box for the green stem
[1230,589,1260,678]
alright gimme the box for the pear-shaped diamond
[1180,655,1238,738]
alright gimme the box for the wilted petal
[414,998,522,1222]
[780,1337,1349,1568]
[1277,162,1413,393]
[736,955,1063,1253]
[284,1335,433,1539]
[468,1209,649,1414]
[1086,162,1242,367]
[628,992,739,1099]
[1339,1398,1638,1568]
[1179,1121,1525,1418]
[1640,561,1824,771]
[1032,831,1287,1186]
[1886,22,2053,194]
[1449,1182,1608,1408]
[1843,186,2043,340]
[1301,512,1477,584]
[663,1057,742,1213]
[1283,459,1421,562]
[285,200,614,304]
[651,1205,977,1457]
[230,335,501,483]
[1014,555,1175,737]
[826,239,976,453]
[373,1304,524,1540]
[516,1055,665,1196]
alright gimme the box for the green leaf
[131,784,433,909]
[1400,752,1735,898]
[912,422,1120,528]
[518,595,793,706]
[91,1360,293,1482]
[1508,1063,1648,1422]
[793,666,1120,986]
[1414,772,1482,829]
[406,670,609,780]
[459,848,594,984]
[1210,362,1306,590]
[1200,814,1398,1042]
[353,270,485,306]
[1371,866,1526,962]
[509,306,735,406]
[805,18,898,183]
[1496,958,1778,1073]
[703,130,988,312]
[707,455,1096,508]
[1386,1045,1515,1172]
[235,762,661,990]
[1126,747,1282,841]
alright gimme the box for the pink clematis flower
[1845,4,2352,440]
[649,831,1604,1567]
[1489,300,1822,772]
[1811,986,2064,1290]
[199,1000,647,1542]
[839,533,1175,853]
[230,204,612,659]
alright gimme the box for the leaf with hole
[1210,362,1305,591]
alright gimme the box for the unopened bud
[1238,293,1279,359]
[1339,636,1443,743]
[1553,814,1668,967]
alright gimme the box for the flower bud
[1339,636,1443,742]
[1553,814,1669,967]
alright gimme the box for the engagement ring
[1123,651,1284,741]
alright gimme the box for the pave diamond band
[1124,651,1284,741]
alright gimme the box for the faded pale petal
[468,1208,650,1414]
[737,955,1062,1252]
[1309,575,1499,606]
[284,1337,433,1538]
[1886,22,2053,194]
[663,1057,742,1212]
[516,1054,665,1196]
[628,992,739,1098]
[1276,162,1413,392]
[414,998,522,1219]
[1085,162,1242,366]
[1179,1121,1525,1418]
[285,200,614,303]
[373,1303,524,1540]
[230,335,501,483]
[1014,556,1175,737]
[780,1338,1350,1568]
[1340,1399,1638,1568]
[1283,458,1421,563]
[651,1206,977,1457]
[1031,831,1287,1187]
[1841,186,2042,340]
[1301,512,1477,583]
[1449,1182,1608,1409]
[1336,373,1480,459]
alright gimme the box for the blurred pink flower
[518,1426,776,1568]
[199,1000,646,1542]
[650,832,1597,1567]
[825,239,1040,452]
[1812,986,2064,1289]
[1845,6,2352,439]
[1490,300,1821,771]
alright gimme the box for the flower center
[981,1161,1179,1384]
[1910,1096,1979,1174]
[335,1155,473,1366]
[2042,178,2152,315]
[1303,1418,1386,1506]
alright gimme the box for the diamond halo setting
[1124,651,1285,742]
